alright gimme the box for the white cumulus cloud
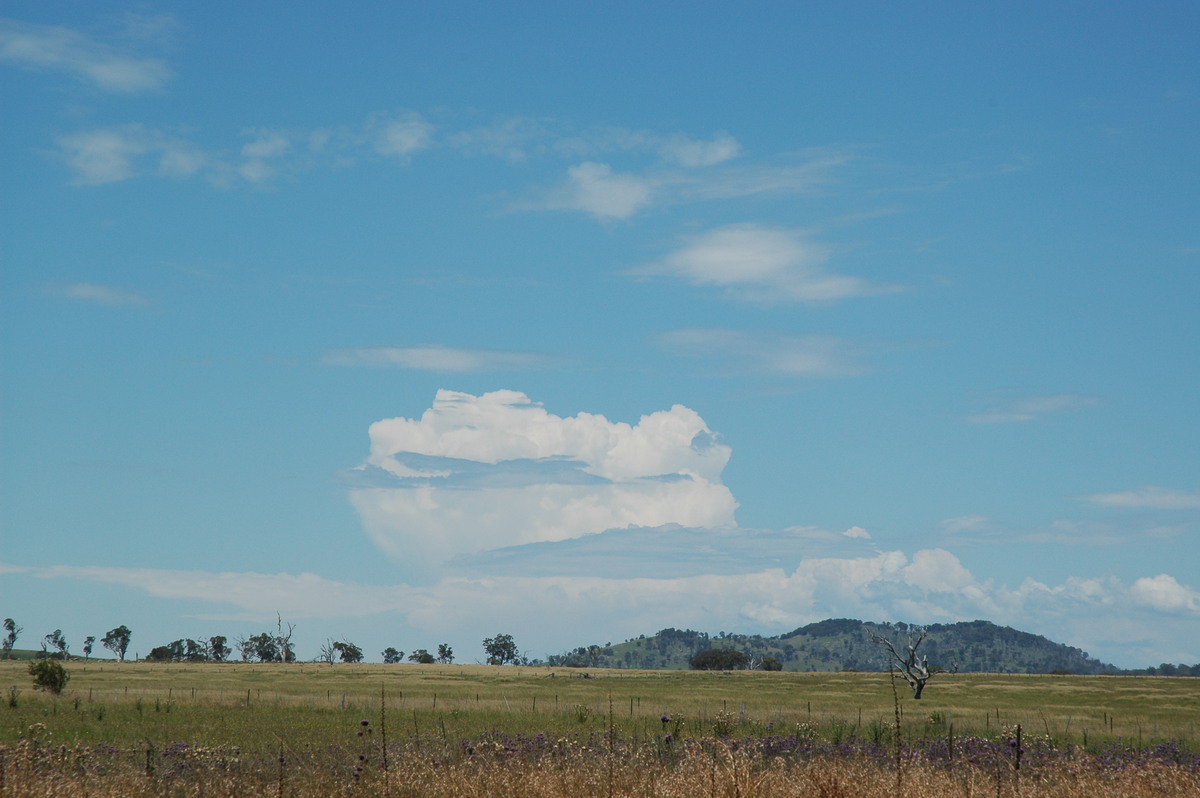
[348,390,737,567]
[1129,574,1200,613]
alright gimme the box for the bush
[28,659,69,694]
[689,648,749,670]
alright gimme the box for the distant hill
[545,619,1123,674]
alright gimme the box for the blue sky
[2,2,1198,668]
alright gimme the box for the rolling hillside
[546,619,1122,674]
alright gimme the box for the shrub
[689,648,749,670]
[28,659,70,694]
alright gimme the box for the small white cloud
[56,125,151,184]
[657,132,741,167]
[370,111,434,158]
[323,346,551,373]
[1130,574,1200,613]
[51,282,150,307]
[554,162,654,220]
[639,224,897,303]
[658,328,870,378]
[56,125,212,185]
[241,129,291,159]
[0,17,172,93]
[966,393,1099,424]
[1085,486,1200,510]
[843,526,871,539]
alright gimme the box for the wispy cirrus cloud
[0,17,171,93]
[636,224,898,303]
[49,282,151,307]
[1085,486,1200,510]
[532,153,845,221]
[658,328,872,378]
[322,345,553,373]
[966,393,1099,424]
[53,111,438,186]
[939,515,991,533]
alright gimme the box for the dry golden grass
[3,662,1197,795]
[2,737,1198,797]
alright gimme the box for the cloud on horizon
[10,547,1197,668]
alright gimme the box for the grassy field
[3,660,1198,795]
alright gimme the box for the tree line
[4,617,523,667]
[2,619,131,662]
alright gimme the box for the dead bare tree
[871,627,949,699]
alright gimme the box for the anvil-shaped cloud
[345,390,737,571]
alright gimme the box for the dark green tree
[82,636,96,660]
[382,647,404,664]
[28,659,69,694]
[333,641,364,663]
[2,618,21,659]
[43,630,69,659]
[688,648,749,670]
[436,643,454,664]
[483,633,518,665]
[101,625,132,662]
[209,636,230,662]
[408,648,434,664]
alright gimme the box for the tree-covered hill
[547,619,1124,674]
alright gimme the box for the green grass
[3,661,1197,755]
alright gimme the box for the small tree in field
[871,627,950,699]
[382,647,404,664]
[483,634,518,665]
[3,618,23,659]
[333,641,364,663]
[437,643,454,664]
[42,630,69,659]
[29,660,69,694]
[408,648,434,664]
[102,626,132,662]
[83,636,95,660]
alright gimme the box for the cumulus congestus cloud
[345,390,738,570]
